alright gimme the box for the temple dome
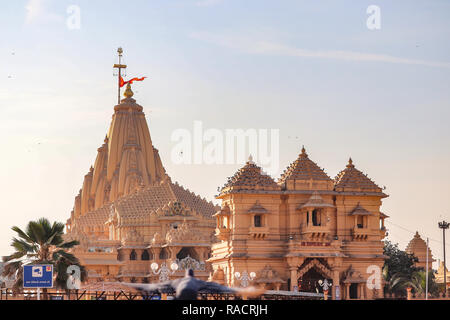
[279,147,334,191]
[334,158,385,194]
[218,158,280,196]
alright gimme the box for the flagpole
[118,48,122,104]
[113,47,127,104]
[426,237,429,300]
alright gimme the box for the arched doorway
[297,258,333,293]
[298,268,328,293]
[176,247,199,261]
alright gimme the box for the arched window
[222,216,228,228]
[176,247,199,260]
[130,250,137,261]
[357,215,364,228]
[141,250,150,261]
[159,248,168,260]
[254,215,262,227]
[312,209,321,226]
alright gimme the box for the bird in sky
[118,269,265,300]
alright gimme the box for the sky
[0,0,449,268]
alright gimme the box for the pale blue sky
[0,0,449,267]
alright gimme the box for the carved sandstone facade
[209,148,389,300]
[65,84,217,282]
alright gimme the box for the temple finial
[248,154,254,163]
[347,157,354,168]
[124,83,134,98]
[300,145,308,158]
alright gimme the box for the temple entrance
[296,258,333,294]
[298,268,324,293]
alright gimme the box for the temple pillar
[359,283,365,300]
[289,267,298,291]
[332,269,339,300]
[152,247,161,263]
[345,283,350,300]
[169,246,180,260]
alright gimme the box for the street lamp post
[151,262,179,282]
[234,271,256,288]
[438,220,449,297]
[318,279,332,300]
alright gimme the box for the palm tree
[386,270,437,298]
[1,217,86,296]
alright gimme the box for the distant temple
[405,231,434,271]
[65,84,217,282]
[210,149,389,300]
[435,261,450,289]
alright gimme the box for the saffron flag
[120,76,146,88]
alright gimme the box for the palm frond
[11,237,36,254]
[58,240,79,249]
[11,226,33,244]
[26,221,45,244]
[2,251,27,263]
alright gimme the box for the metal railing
[0,288,324,301]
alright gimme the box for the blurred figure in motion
[119,269,265,300]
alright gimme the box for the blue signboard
[23,265,53,288]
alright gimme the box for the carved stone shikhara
[65,86,217,283]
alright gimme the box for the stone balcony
[215,227,230,241]
[352,226,370,240]
[300,225,330,240]
[249,226,270,239]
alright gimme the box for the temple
[405,231,434,271]
[209,148,389,299]
[435,261,450,290]
[65,84,218,282]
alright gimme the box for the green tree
[383,240,438,297]
[383,240,418,296]
[387,270,439,297]
[1,217,86,295]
